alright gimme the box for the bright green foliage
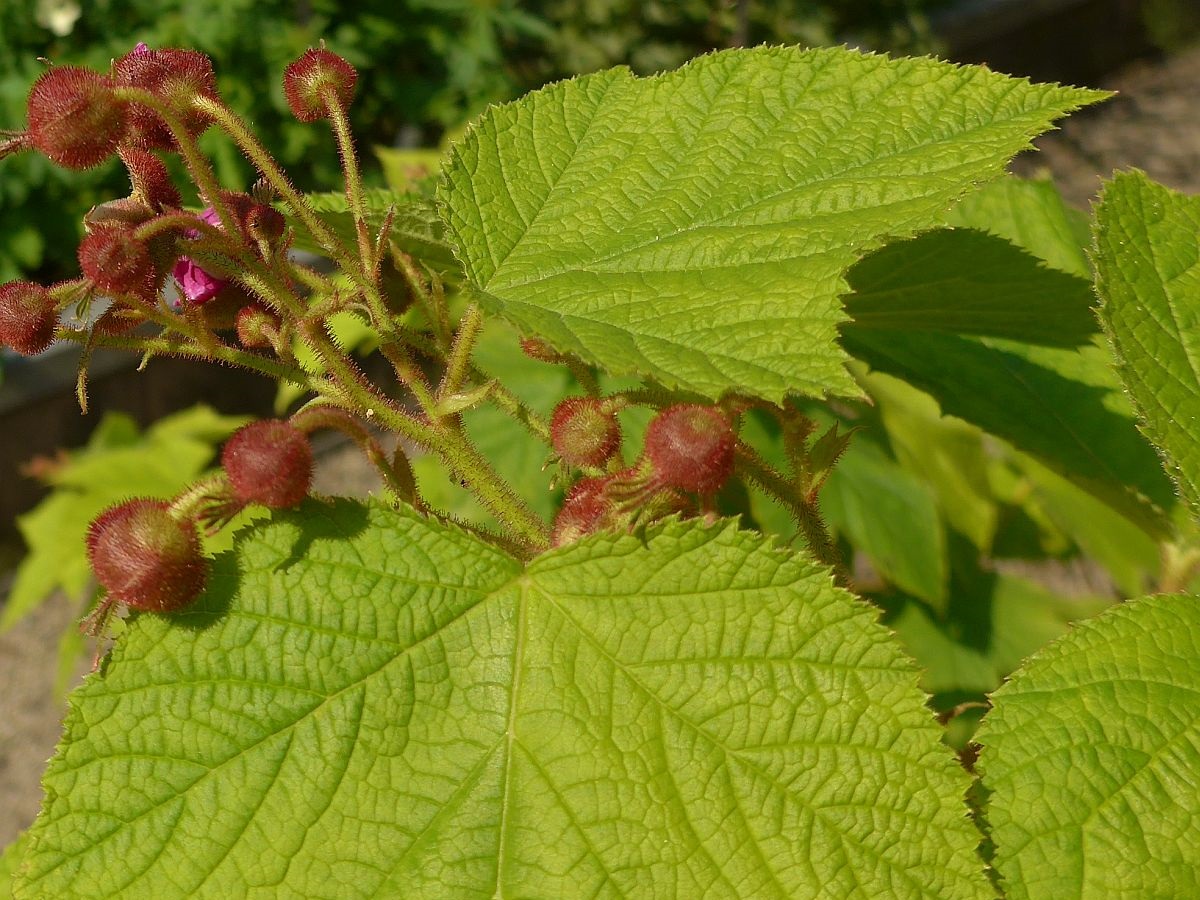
[1014,454,1160,597]
[822,437,948,612]
[842,332,1176,534]
[843,228,1097,346]
[884,573,1109,698]
[1093,171,1200,516]
[16,502,989,899]
[865,371,998,552]
[979,594,1200,900]
[944,174,1092,278]
[1,831,28,900]
[0,406,246,632]
[441,46,1101,402]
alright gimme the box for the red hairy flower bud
[244,202,286,246]
[0,281,57,355]
[114,45,218,150]
[551,397,621,468]
[552,476,614,546]
[121,147,182,210]
[283,48,357,122]
[26,66,128,169]
[78,227,155,297]
[235,304,280,349]
[643,404,735,494]
[87,499,207,612]
[222,420,313,508]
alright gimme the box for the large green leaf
[944,174,1091,278]
[842,331,1175,534]
[1093,171,1200,516]
[822,438,948,612]
[440,46,1102,402]
[979,593,1200,900]
[843,228,1097,346]
[17,502,989,899]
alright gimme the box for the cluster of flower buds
[0,43,359,359]
[84,418,314,625]
[550,403,736,545]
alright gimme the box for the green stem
[193,96,366,291]
[734,441,846,583]
[112,87,236,231]
[438,303,484,404]
[322,86,373,273]
[56,327,318,389]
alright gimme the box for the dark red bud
[27,66,128,169]
[222,419,313,508]
[643,404,735,495]
[0,281,57,355]
[78,227,155,297]
[87,499,207,612]
[550,397,621,468]
[552,476,613,546]
[114,46,218,150]
[283,48,357,123]
[120,147,182,210]
[244,202,286,245]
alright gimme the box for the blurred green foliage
[0,0,942,284]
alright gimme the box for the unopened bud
[27,66,128,169]
[0,281,57,355]
[283,48,357,123]
[222,419,313,508]
[78,227,155,297]
[114,45,218,150]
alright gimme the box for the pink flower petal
[172,206,230,305]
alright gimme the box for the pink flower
[172,207,229,305]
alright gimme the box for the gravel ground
[2,39,1199,850]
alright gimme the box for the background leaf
[842,228,1097,346]
[1093,171,1200,516]
[979,593,1200,900]
[841,332,1175,535]
[441,46,1103,401]
[18,502,989,899]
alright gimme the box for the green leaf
[441,46,1103,402]
[822,437,948,611]
[19,502,989,899]
[864,370,998,551]
[1014,454,1160,597]
[944,174,1091,278]
[290,190,461,274]
[842,331,1176,535]
[1093,171,1200,516]
[885,574,1108,698]
[1,832,29,900]
[843,228,1097,346]
[979,593,1200,900]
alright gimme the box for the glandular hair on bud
[222,419,313,508]
[87,499,207,613]
[27,66,128,169]
[643,404,735,495]
[0,281,58,355]
[551,397,621,468]
[283,48,358,123]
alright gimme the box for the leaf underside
[17,502,988,899]
[440,46,1103,402]
[1093,170,1200,516]
[979,593,1200,900]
